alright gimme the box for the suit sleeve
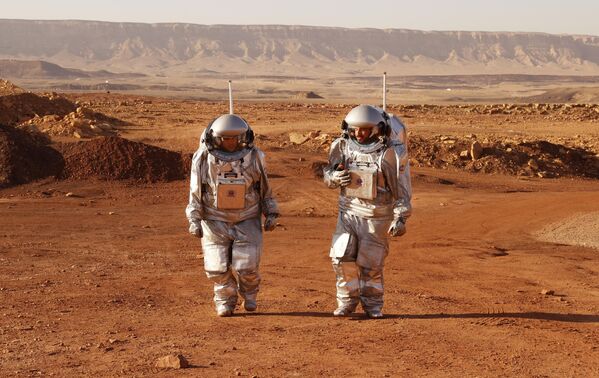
[323,138,345,189]
[255,149,279,217]
[185,149,205,224]
[382,142,412,220]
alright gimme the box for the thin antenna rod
[228,80,233,114]
[382,72,387,112]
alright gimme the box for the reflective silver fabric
[323,137,411,219]
[330,212,389,312]
[325,111,412,314]
[186,146,279,223]
[201,218,263,308]
[387,114,412,217]
[186,141,278,312]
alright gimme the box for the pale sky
[3,0,598,36]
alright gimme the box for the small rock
[527,159,539,170]
[537,171,556,178]
[541,289,555,296]
[307,130,320,138]
[459,150,469,159]
[65,192,78,198]
[155,354,189,369]
[289,132,309,145]
[470,141,483,160]
[108,212,116,215]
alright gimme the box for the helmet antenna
[382,72,387,112]
[228,80,234,115]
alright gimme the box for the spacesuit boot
[205,269,238,316]
[359,266,385,319]
[237,269,260,311]
[332,260,360,316]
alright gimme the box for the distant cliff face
[1,19,599,76]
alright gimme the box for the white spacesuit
[186,114,279,317]
[324,104,412,318]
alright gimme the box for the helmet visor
[348,126,378,145]
[214,135,243,152]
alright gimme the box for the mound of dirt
[391,103,599,122]
[19,105,120,138]
[303,91,323,99]
[58,136,190,182]
[524,87,599,104]
[0,79,124,138]
[0,79,26,96]
[0,124,63,188]
[409,135,599,179]
[0,91,76,126]
[264,130,599,180]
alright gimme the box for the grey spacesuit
[324,104,412,318]
[186,114,279,317]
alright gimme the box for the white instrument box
[217,173,246,209]
[343,163,378,200]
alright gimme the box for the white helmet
[342,104,389,145]
[203,114,254,160]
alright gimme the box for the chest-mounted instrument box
[343,162,378,200]
[216,172,246,209]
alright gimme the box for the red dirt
[0,124,63,188]
[58,136,190,182]
[1,94,599,377]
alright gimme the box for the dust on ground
[1,87,599,377]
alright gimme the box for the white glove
[189,221,202,238]
[388,217,407,237]
[331,170,351,188]
[264,214,277,231]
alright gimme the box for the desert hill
[0,59,144,79]
[1,20,599,76]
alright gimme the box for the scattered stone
[470,141,483,160]
[541,289,555,296]
[108,212,116,215]
[307,130,320,138]
[459,150,470,159]
[155,354,189,369]
[537,171,556,178]
[289,132,309,145]
[527,159,539,170]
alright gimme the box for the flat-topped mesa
[1,20,599,75]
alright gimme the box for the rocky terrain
[1,82,598,377]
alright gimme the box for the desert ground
[1,85,599,377]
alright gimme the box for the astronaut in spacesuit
[324,104,412,318]
[186,114,279,317]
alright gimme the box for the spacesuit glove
[264,214,278,232]
[189,221,203,238]
[388,217,407,237]
[331,170,351,188]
